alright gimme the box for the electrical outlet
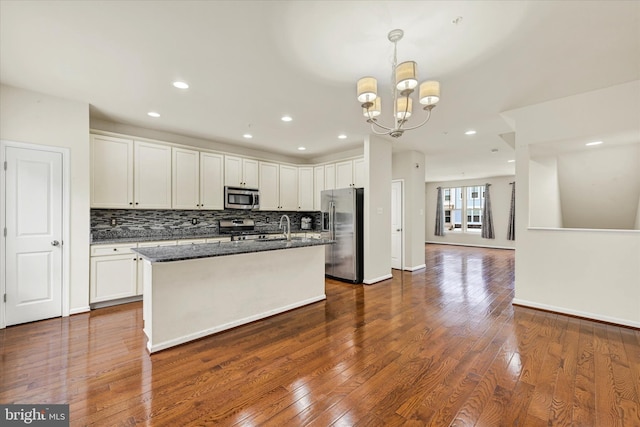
[192,218,198,225]
[110,218,117,226]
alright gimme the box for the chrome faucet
[279,214,291,241]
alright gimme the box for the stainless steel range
[219,219,284,241]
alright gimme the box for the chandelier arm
[398,108,433,131]
[370,123,394,136]
[369,120,395,132]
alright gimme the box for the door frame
[391,179,405,270]
[0,140,71,329]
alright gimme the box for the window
[442,185,485,232]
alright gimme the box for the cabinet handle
[133,258,137,261]
[113,248,117,252]
[135,202,139,205]
[129,202,133,205]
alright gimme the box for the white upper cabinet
[335,160,354,189]
[313,166,325,210]
[199,152,224,210]
[91,135,134,208]
[134,141,172,209]
[279,164,298,211]
[298,167,314,211]
[259,162,298,211]
[172,147,200,209]
[259,161,279,210]
[335,158,364,188]
[172,148,223,210]
[225,155,259,188]
[324,163,336,191]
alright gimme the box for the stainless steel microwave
[224,186,260,210]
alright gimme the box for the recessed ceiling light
[465,130,476,135]
[243,134,253,139]
[281,115,293,122]
[586,141,603,146]
[297,146,306,151]
[338,134,347,140]
[507,159,515,163]
[147,111,160,118]
[173,81,189,89]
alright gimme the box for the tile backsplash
[91,209,322,241]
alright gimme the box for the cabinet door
[172,147,200,209]
[335,160,354,188]
[224,155,242,186]
[243,158,260,189]
[313,166,325,211]
[259,161,279,210]
[279,164,298,211]
[91,135,134,208]
[325,164,336,191]
[134,141,172,209]
[298,167,314,211]
[353,158,365,188]
[90,254,138,303]
[200,152,224,210]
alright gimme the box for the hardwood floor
[1,244,639,426]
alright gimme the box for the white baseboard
[363,273,393,285]
[69,306,91,315]
[404,264,426,272]
[425,241,515,250]
[512,298,640,329]
[90,295,143,310]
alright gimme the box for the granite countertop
[132,238,334,262]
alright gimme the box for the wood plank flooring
[1,244,639,426]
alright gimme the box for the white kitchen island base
[141,244,326,353]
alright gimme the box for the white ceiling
[1,1,639,182]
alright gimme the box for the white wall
[1,84,90,314]
[363,135,392,283]
[392,151,426,270]
[504,80,640,327]
[557,144,640,229]
[425,175,516,249]
[529,156,562,227]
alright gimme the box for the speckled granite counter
[132,238,333,262]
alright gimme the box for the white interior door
[391,180,403,270]
[5,146,63,325]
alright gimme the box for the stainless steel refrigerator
[321,187,363,283]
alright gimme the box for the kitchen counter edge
[132,238,334,263]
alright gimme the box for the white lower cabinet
[90,244,138,303]
[90,240,176,303]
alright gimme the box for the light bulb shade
[363,97,381,118]
[357,77,378,103]
[419,81,440,105]
[396,97,412,119]
[396,61,418,91]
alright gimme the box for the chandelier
[357,29,440,138]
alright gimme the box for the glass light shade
[395,61,418,91]
[363,97,381,118]
[396,97,412,119]
[419,81,440,105]
[357,77,378,103]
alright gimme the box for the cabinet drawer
[177,239,207,245]
[206,237,231,243]
[91,244,136,256]
[137,240,177,248]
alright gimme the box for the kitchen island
[133,238,333,353]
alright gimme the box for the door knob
[51,240,60,246]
